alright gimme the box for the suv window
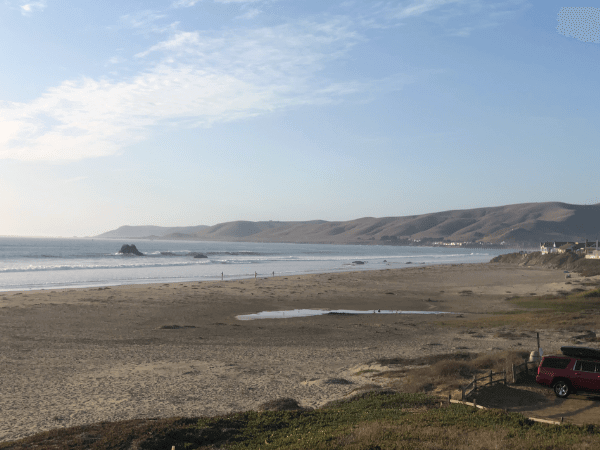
[574,360,600,372]
[541,358,570,369]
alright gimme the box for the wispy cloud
[172,0,263,8]
[0,0,529,161]
[237,7,261,20]
[172,0,201,8]
[19,0,46,15]
[0,18,373,161]
[214,0,263,3]
[119,10,178,35]
[389,0,464,19]
[367,0,530,33]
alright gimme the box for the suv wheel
[553,380,571,398]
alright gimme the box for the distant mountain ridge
[95,202,600,246]
[96,225,209,239]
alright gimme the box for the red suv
[536,347,600,398]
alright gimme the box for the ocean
[0,237,513,292]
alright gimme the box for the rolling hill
[95,202,600,246]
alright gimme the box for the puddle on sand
[236,309,455,320]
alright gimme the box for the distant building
[540,241,569,254]
[585,239,600,259]
[541,240,600,258]
[557,242,586,254]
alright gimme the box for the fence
[461,369,507,400]
[512,359,540,384]
[461,359,541,400]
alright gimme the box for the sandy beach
[0,262,594,442]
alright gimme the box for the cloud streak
[0,0,529,161]
[0,19,368,161]
[19,0,46,15]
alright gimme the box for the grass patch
[374,352,474,368]
[441,287,600,330]
[582,288,600,298]
[394,350,529,393]
[369,351,528,394]
[5,392,600,449]
[354,369,380,376]
[509,289,600,313]
[440,311,600,330]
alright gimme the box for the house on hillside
[540,241,570,254]
[585,239,600,259]
[541,240,600,258]
[556,242,586,254]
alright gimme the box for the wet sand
[0,262,590,442]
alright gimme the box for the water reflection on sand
[236,309,455,320]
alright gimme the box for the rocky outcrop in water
[118,244,144,256]
[187,252,208,258]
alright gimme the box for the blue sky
[1,0,599,237]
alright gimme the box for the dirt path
[475,379,600,425]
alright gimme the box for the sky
[1,0,599,237]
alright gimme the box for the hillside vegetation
[4,391,600,450]
[96,202,600,246]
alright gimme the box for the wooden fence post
[490,370,493,386]
[473,375,477,393]
[524,359,529,376]
[461,386,465,401]
[512,363,516,384]
[504,369,507,386]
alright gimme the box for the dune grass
[439,287,600,330]
[372,350,529,393]
[4,391,600,450]
[508,288,600,313]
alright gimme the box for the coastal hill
[95,202,600,246]
[97,225,209,239]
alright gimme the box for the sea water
[0,237,512,292]
[236,309,456,320]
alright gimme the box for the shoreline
[0,237,513,293]
[0,260,492,294]
[0,262,593,442]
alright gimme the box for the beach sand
[0,262,592,441]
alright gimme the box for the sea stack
[118,244,144,256]
[187,252,208,258]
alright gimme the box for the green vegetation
[440,287,600,330]
[372,351,528,393]
[509,288,600,313]
[5,391,600,449]
[353,369,381,376]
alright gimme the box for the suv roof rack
[560,346,600,360]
